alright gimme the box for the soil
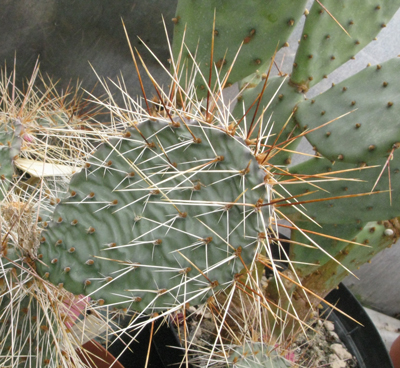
[290,318,358,368]
[172,306,359,368]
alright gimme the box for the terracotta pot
[76,340,124,368]
[391,334,400,368]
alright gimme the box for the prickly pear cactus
[295,58,400,165]
[170,0,400,329]
[0,244,58,367]
[36,119,270,310]
[228,342,292,367]
[172,0,308,96]
[0,292,56,367]
[290,0,400,90]
[278,156,400,224]
[0,120,22,200]
[233,75,304,166]
[289,215,398,279]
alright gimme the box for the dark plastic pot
[99,280,392,367]
[275,234,393,367]
[106,317,188,368]
[324,283,394,368]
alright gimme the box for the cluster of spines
[227,341,291,368]
[0,120,22,200]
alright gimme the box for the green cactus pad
[289,217,363,277]
[290,1,400,90]
[336,220,397,271]
[301,219,396,294]
[276,155,400,224]
[0,120,22,200]
[172,0,307,97]
[295,57,400,164]
[36,120,269,310]
[233,76,304,166]
[290,215,396,279]
[228,341,292,367]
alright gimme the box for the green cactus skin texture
[290,214,397,276]
[172,0,307,97]
[277,156,400,224]
[289,218,363,277]
[298,219,397,296]
[233,76,304,166]
[228,342,292,367]
[290,0,400,90]
[295,58,400,164]
[329,220,397,271]
[0,120,22,200]
[36,120,269,310]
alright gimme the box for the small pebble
[331,343,353,360]
[329,354,347,368]
[328,330,340,341]
[324,320,335,331]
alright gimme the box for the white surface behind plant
[365,308,400,352]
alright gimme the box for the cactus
[172,0,308,97]
[1,1,400,367]
[228,342,291,368]
[233,76,304,166]
[36,118,269,310]
[295,58,400,163]
[278,155,400,224]
[290,0,400,90]
[0,120,22,200]
[0,254,94,368]
[0,274,57,367]
[0,68,125,368]
[169,0,400,364]
[0,229,65,367]
[289,215,397,280]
